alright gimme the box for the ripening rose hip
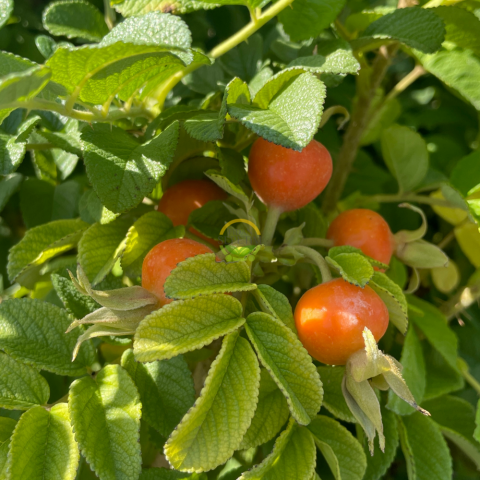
[248,138,333,212]
[142,238,212,306]
[158,179,227,245]
[327,209,395,265]
[294,278,389,365]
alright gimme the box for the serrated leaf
[111,0,218,16]
[205,171,250,207]
[239,369,290,450]
[121,349,195,437]
[69,365,141,480]
[122,211,183,278]
[82,123,179,213]
[326,252,374,287]
[219,35,262,82]
[101,11,191,49]
[187,200,236,241]
[387,327,425,415]
[408,296,459,371]
[0,352,50,410]
[7,218,88,286]
[43,0,109,42]
[165,331,260,472]
[317,366,356,423]
[288,50,360,75]
[0,173,22,211]
[164,253,255,299]
[245,312,323,425]
[240,419,316,480]
[0,0,13,29]
[0,298,95,376]
[254,284,296,333]
[228,70,326,151]
[400,413,452,480]
[0,417,16,478]
[381,125,429,193]
[356,7,445,53]
[308,415,367,480]
[279,0,346,42]
[6,404,79,480]
[369,271,408,334]
[134,294,245,362]
[77,215,131,284]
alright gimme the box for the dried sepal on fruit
[342,328,430,454]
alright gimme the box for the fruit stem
[294,245,332,283]
[262,206,282,246]
[300,238,334,248]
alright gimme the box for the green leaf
[164,331,260,472]
[122,211,183,278]
[356,7,445,53]
[121,349,195,437]
[245,312,323,425]
[6,404,79,480]
[279,0,346,42]
[111,0,217,16]
[139,469,205,480]
[0,0,13,29]
[7,218,88,286]
[326,252,374,287]
[476,400,480,444]
[369,271,408,334]
[164,253,255,300]
[134,294,245,362]
[79,189,118,225]
[0,173,22,211]
[408,295,459,371]
[205,171,250,207]
[187,200,235,241]
[0,352,50,410]
[0,298,95,376]
[399,412,452,480]
[0,417,16,478]
[101,11,191,49]
[81,123,179,213]
[78,215,132,284]
[450,150,480,197]
[434,6,480,57]
[364,406,399,480]
[417,49,480,111]
[387,327,425,415]
[218,148,246,185]
[239,369,290,450]
[254,284,296,333]
[240,419,316,480]
[69,365,141,480]
[317,366,356,423]
[308,415,367,480]
[381,124,429,193]
[51,273,99,319]
[228,70,326,151]
[219,35,262,82]
[288,50,360,76]
[43,0,109,42]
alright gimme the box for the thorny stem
[294,245,332,283]
[261,206,282,246]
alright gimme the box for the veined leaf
[317,366,356,423]
[228,70,326,151]
[0,298,95,376]
[6,404,79,480]
[205,171,250,207]
[121,349,195,437]
[240,419,316,480]
[7,218,88,286]
[122,211,184,278]
[164,332,260,472]
[164,253,255,300]
[79,189,118,225]
[400,413,452,480]
[0,0,13,29]
[0,352,50,410]
[245,312,323,425]
[326,252,374,287]
[81,122,179,213]
[356,7,445,53]
[387,327,425,415]
[279,0,346,42]
[134,294,245,362]
[43,0,109,42]
[308,415,367,480]
[239,369,290,450]
[254,284,296,333]
[111,0,218,16]
[0,417,16,478]
[69,365,142,480]
[288,50,360,76]
[77,215,132,284]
